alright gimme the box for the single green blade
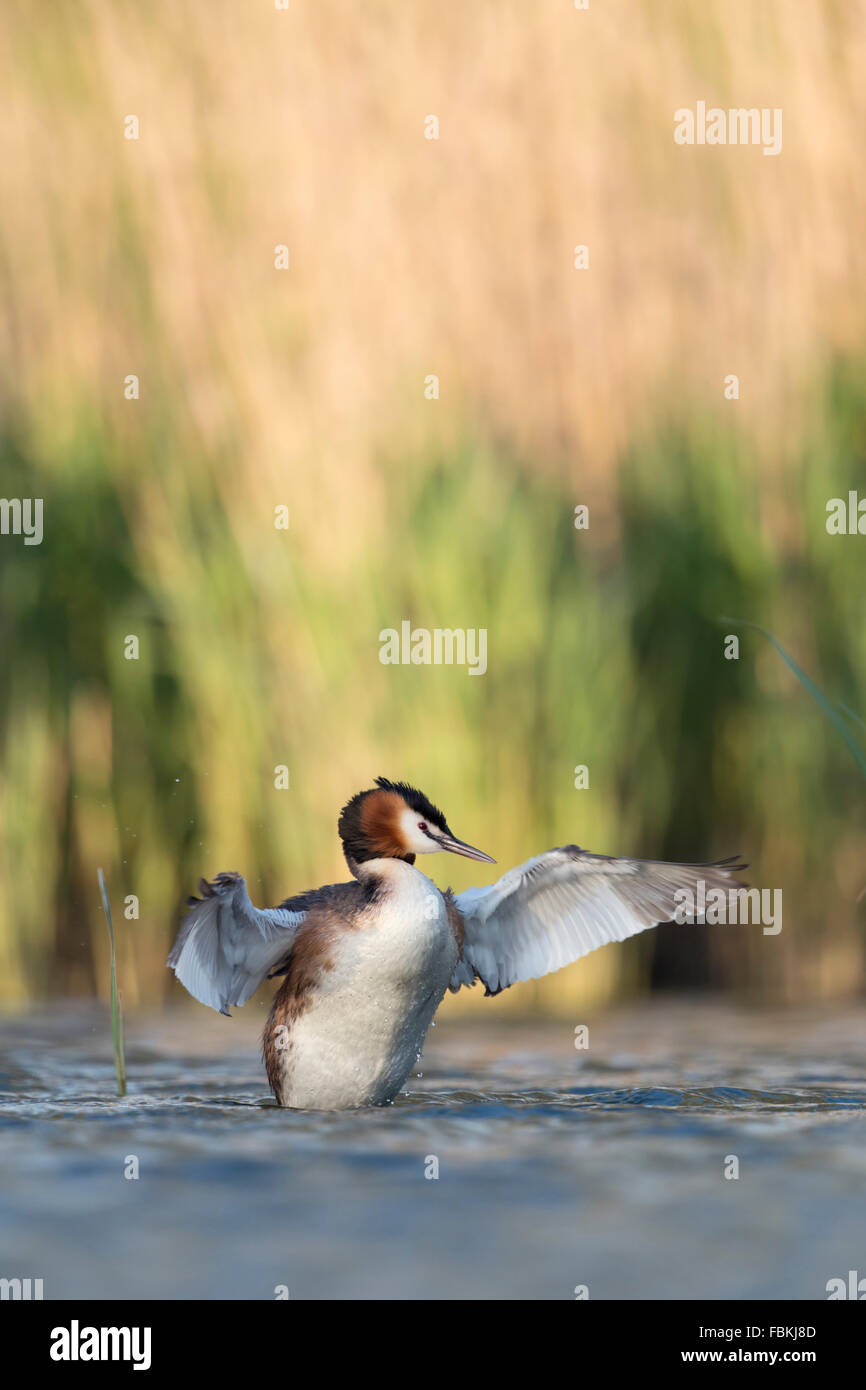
[97,867,127,1097]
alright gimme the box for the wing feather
[167,872,306,1015]
[451,846,748,995]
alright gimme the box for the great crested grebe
[168,777,745,1110]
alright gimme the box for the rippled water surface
[1,1000,864,1299]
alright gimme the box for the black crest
[373,777,450,832]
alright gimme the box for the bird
[167,777,746,1110]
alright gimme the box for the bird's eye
[418,821,428,833]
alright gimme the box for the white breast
[277,861,458,1109]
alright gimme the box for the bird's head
[338,777,495,870]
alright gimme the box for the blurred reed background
[0,0,864,1014]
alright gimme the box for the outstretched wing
[167,872,307,1015]
[450,847,748,996]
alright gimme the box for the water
[1,1000,864,1299]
